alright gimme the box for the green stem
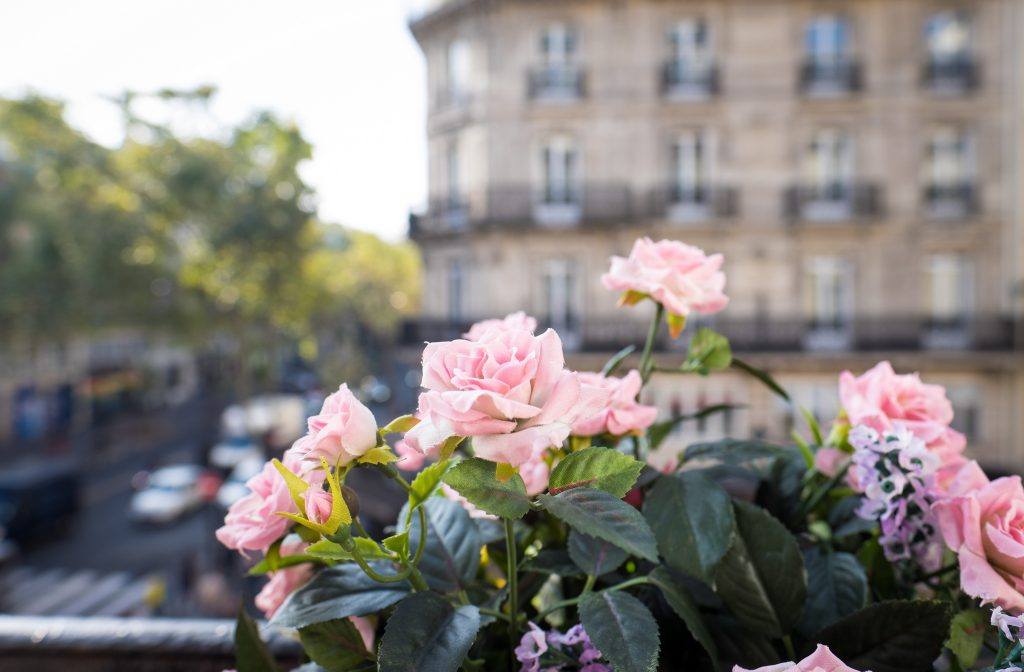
[535,576,652,622]
[582,574,596,593]
[348,540,413,584]
[639,304,664,384]
[504,517,519,653]
[479,607,511,623]
[783,635,796,661]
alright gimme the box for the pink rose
[933,461,1024,613]
[255,541,313,618]
[406,326,609,467]
[304,487,333,525]
[296,384,378,466]
[520,454,550,496]
[394,435,430,472]
[465,312,538,340]
[601,238,728,335]
[814,447,849,479]
[216,451,324,554]
[734,644,863,671]
[839,361,966,487]
[571,370,658,437]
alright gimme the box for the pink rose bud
[464,311,538,340]
[734,644,864,671]
[297,384,379,467]
[304,487,333,525]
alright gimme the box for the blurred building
[405,0,1024,470]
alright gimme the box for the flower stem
[639,303,664,384]
[504,517,519,654]
[534,575,652,622]
[783,635,796,661]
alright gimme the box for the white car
[216,457,264,509]
[209,435,263,470]
[129,465,205,524]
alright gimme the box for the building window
[948,385,979,442]
[663,20,715,97]
[801,15,858,95]
[671,130,710,204]
[448,259,465,321]
[804,257,853,350]
[924,126,975,217]
[924,11,977,92]
[530,23,583,100]
[445,39,471,105]
[926,254,973,326]
[542,258,579,347]
[799,129,854,219]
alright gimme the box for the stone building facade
[406,0,1024,470]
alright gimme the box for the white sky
[0,0,430,241]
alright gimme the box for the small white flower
[992,606,1024,640]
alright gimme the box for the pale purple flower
[515,623,548,672]
[992,607,1024,641]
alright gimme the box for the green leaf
[548,446,643,498]
[248,552,318,576]
[235,608,278,672]
[683,438,792,465]
[442,457,530,519]
[377,592,481,672]
[712,500,807,639]
[305,539,352,561]
[298,619,373,671]
[642,472,734,583]
[382,531,409,558]
[815,600,953,672]
[357,446,397,465]
[649,565,719,668]
[798,544,864,635]
[271,457,310,513]
[568,530,628,576]
[403,497,482,592]
[537,488,658,562]
[730,357,790,402]
[271,563,409,629]
[648,404,739,449]
[796,548,867,636]
[601,344,636,376]
[438,435,463,460]
[682,328,732,374]
[800,406,824,445]
[381,413,419,436]
[945,608,986,669]
[579,590,660,672]
[409,459,451,510]
[705,614,779,670]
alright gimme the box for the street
[3,397,235,617]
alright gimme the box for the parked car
[0,457,80,542]
[208,434,263,471]
[129,464,207,525]
[215,457,264,509]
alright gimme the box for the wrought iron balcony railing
[528,64,586,100]
[799,59,863,97]
[408,183,740,238]
[924,183,979,219]
[660,61,719,99]
[922,58,980,93]
[400,315,1020,354]
[783,183,883,223]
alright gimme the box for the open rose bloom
[934,461,1024,613]
[405,325,608,467]
[601,237,728,336]
[571,370,658,437]
[840,361,966,487]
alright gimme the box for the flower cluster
[840,361,966,488]
[515,622,608,672]
[850,424,944,572]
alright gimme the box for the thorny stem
[639,303,665,384]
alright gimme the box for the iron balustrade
[401,316,1020,353]
[799,59,863,96]
[661,61,719,98]
[528,64,586,100]
[783,183,883,223]
[922,58,980,93]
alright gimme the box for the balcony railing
[650,184,739,223]
[400,315,1020,354]
[799,59,862,97]
[661,61,719,99]
[408,183,740,238]
[528,64,585,100]
[783,183,883,223]
[922,58,980,94]
[924,183,979,220]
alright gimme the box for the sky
[0,1,430,241]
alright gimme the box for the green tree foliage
[0,91,419,384]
